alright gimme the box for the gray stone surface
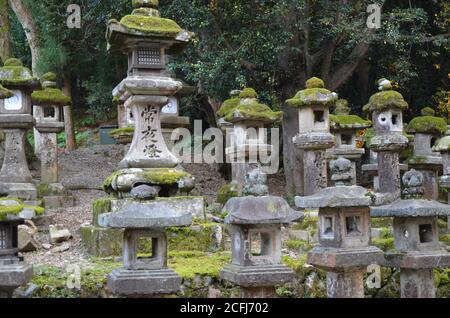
[220,264,294,287]
[224,196,302,225]
[371,199,450,217]
[101,201,192,229]
[0,264,33,291]
[307,246,384,270]
[107,267,181,296]
[295,186,371,208]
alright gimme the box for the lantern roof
[106,1,193,54]
[31,72,71,106]
[285,77,338,108]
[0,58,39,88]
[363,78,408,113]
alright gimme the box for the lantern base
[220,264,294,288]
[0,263,33,297]
[107,267,181,296]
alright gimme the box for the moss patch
[168,223,222,252]
[4,58,22,67]
[223,101,283,123]
[406,116,447,135]
[41,72,57,82]
[217,98,240,118]
[32,87,71,105]
[0,83,13,99]
[0,65,37,86]
[108,127,135,137]
[238,88,258,99]
[120,14,182,37]
[373,237,395,252]
[363,90,408,113]
[92,198,113,226]
[330,114,371,129]
[217,183,238,204]
[286,88,337,108]
[132,0,159,8]
[168,251,230,280]
[306,77,325,89]
[421,107,436,117]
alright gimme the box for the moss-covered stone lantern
[363,78,409,199]
[371,169,450,298]
[406,107,446,200]
[96,0,201,297]
[286,77,337,196]
[217,88,283,195]
[0,58,39,200]
[31,72,73,208]
[327,99,371,185]
[433,135,450,232]
[0,199,33,298]
[296,157,384,298]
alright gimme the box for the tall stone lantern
[31,72,71,207]
[0,58,39,200]
[296,157,384,298]
[371,169,450,298]
[406,107,446,200]
[328,99,371,185]
[433,135,450,233]
[363,79,409,199]
[220,169,302,297]
[99,0,201,297]
[286,77,337,196]
[217,88,283,195]
[0,200,33,298]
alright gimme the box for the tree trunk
[8,0,40,74]
[0,0,12,63]
[62,76,76,150]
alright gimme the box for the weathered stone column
[220,169,302,297]
[371,169,450,298]
[286,77,337,196]
[217,88,283,195]
[296,157,384,298]
[327,99,371,185]
[365,79,409,199]
[95,1,202,297]
[406,107,445,200]
[434,131,450,232]
[0,58,39,200]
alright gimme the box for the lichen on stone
[406,116,447,135]
[363,90,408,113]
[286,77,337,108]
[32,87,71,105]
[329,114,371,129]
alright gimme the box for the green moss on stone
[406,116,447,135]
[217,98,240,118]
[103,168,191,191]
[440,234,450,245]
[421,107,436,117]
[41,72,57,82]
[0,83,13,99]
[120,14,182,37]
[238,88,258,99]
[32,87,71,105]
[168,251,230,280]
[217,183,238,204]
[334,99,350,115]
[108,127,135,137]
[25,205,45,216]
[132,0,159,8]
[0,65,37,86]
[223,101,283,123]
[168,223,222,252]
[92,198,113,225]
[306,77,325,89]
[286,88,337,108]
[4,58,22,67]
[363,90,408,113]
[330,114,371,129]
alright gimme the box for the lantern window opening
[0,226,7,249]
[345,215,362,236]
[250,231,271,257]
[137,236,157,261]
[314,110,325,123]
[321,216,334,239]
[419,224,433,243]
[391,114,398,126]
[43,107,56,118]
[341,133,353,146]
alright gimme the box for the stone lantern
[363,79,409,199]
[98,0,202,297]
[371,169,450,298]
[217,88,283,195]
[0,200,33,298]
[31,72,71,208]
[286,77,337,196]
[0,58,39,200]
[327,99,371,185]
[433,136,450,232]
[220,169,302,297]
[296,157,383,298]
[406,107,446,200]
